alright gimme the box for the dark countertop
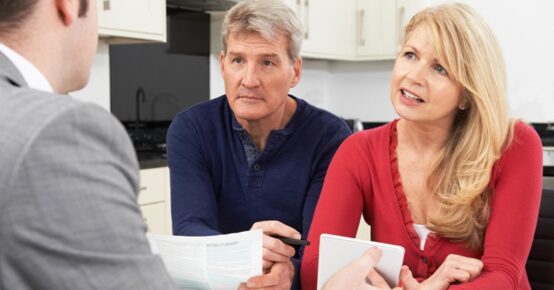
[137,151,168,169]
[139,158,168,170]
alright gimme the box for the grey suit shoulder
[0,55,177,289]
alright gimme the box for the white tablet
[317,234,405,289]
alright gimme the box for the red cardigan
[301,120,543,290]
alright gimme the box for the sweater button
[253,164,261,171]
[421,256,429,264]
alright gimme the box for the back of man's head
[0,0,96,94]
[0,0,89,35]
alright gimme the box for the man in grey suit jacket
[0,0,291,289]
[0,0,178,289]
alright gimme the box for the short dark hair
[0,0,89,34]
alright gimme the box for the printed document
[147,229,263,290]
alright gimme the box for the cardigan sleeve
[301,132,373,290]
[450,122,543,289]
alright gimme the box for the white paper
[147,229,263,290]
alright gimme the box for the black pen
[270,234,310,246]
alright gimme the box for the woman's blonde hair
[403,3,515,249]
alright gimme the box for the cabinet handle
[396,6,406,51]
[358,9,365,46]
[103,0,110,11]
[139,186,148,191]
[303,0,309,39]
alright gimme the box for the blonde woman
[301,3,542,290]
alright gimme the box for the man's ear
[55,0,78,26]
[290,57,302,88]
[219,50,226,76]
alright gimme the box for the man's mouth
[401,89,424,103]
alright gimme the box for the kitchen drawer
[140,202,167,234]
[138,167,168,205]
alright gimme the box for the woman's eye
[434,64,448,76]
[403,51,416,60]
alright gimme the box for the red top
[301,120,543,290]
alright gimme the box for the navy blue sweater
[167,95,351,288]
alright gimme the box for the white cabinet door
[356,0,397,60]
[138,167,171,234]
[140,202,168,234]
[97,0,166,42]
[285,0,439,61]
[302,0,356,60]
[285,0,356,60]
[396,0,438,51]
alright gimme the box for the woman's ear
[459,92,470,111]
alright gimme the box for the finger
[445,254,483,269]
[366,268,390,289]
[343,248,383,282]
[251,220,301,239]
[399,266,419,289]
[262,234,296,259]
[262,259,274,271]
[238,282,247,290]
[322,248,382,290]
[443,255,483,281]
[361,247,382,268]
[245,262,292,289]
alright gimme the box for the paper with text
[147,230,263,290]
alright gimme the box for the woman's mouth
[401,89,424,103]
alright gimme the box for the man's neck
[239,97,297,151]
[0,24,65,94]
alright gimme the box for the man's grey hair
[221,0,303,63]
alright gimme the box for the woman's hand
[399,254,483,290]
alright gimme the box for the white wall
[209,1,554,122]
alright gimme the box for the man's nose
[241,64,261,88]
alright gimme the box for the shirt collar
[0,43,53,93]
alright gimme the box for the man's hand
[399,254,483,290]
[250,220,300,271]
[238,260,295,290]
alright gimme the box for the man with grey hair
[167,0,351,289]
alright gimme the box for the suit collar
[0,51,27,88]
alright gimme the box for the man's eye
[262,60,273,66]
[232,57,243,64]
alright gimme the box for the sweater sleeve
[167,113,221,236]
[450,123,543,289]
[295,119,351,289]
[301,133,371,290]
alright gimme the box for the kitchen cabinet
[138,167,172,234]
[97,0,166,43]
[284,0,436,61]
